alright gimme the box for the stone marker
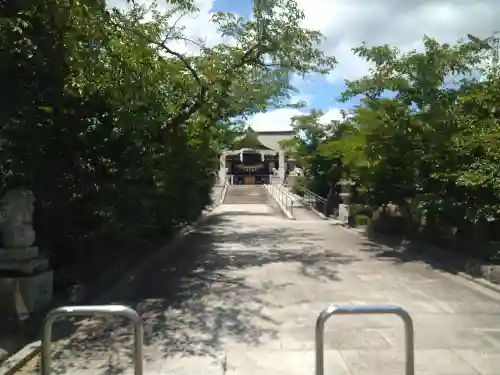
[338,204,349,223]
[0,189,53,325]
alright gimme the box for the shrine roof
[231,127,294,151]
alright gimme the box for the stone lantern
[337,178,355,222]
[0,190,53,322]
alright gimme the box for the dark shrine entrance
[220,127,294,185]
[226,149,277,185]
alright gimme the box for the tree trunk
[324,185,335,217]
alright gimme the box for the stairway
[223,185,269,204]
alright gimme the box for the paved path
[19,204,500,374]
[291,200,323,221]
[211,185,223,205]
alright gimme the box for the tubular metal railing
[39,304,416,374]
[315,304,415,375]
[220,175,230,203]
[295,185,328,216]
[41,305,144,375]
[265,184,295,217]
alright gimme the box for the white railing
[265,184,295,219]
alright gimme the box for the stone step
[223,185,268,204]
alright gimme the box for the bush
[291,176,331,198]
[349,214,371,228]
[482,242,500,264]
[349,204,374,218]
[291,178,306,196]
[369,207,407,236]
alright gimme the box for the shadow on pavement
[358,229,489,278]
[37,210,358,374]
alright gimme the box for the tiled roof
[232,127,294,151]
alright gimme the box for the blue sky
[211,2,347,110]
[209,0,362,129]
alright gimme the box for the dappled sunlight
[27,209,358,374]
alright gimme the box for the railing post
[41,305,144,375]
[315,305,414,375]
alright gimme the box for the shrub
[292,178,306,196]
[354,214,371,227]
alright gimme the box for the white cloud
[246,107,344,131]
[320,108,344,124]
[106,0,228,55]
[256,0,500,132]
[247,108,303,131]
[294,0,500,82]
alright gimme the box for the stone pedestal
[338,204,349,223]
[0,270,53,319]
[278,151,285,182]
[0,190,54,323]
[0,247,50,275]
[0,246,53,321]
[287,175,297,187]
[337,179,354,222]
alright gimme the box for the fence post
[315,305,414,375]
[41,305,144,375]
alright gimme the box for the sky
[110,0,500,131]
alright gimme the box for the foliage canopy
[285,34,500,260]
[0,0,335,282]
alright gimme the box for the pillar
[219,152,226,184]
[278,150,285,182]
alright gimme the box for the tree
[291,34,500,260]
[282,109,355,215]
[338,34,498,257]
[0,0,336,283]
[281,110,340,192]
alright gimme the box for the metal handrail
[275,184,296,201]
[294,185,327,215]
[296,185,326,203]
[41,305,144,375]
[266,184,294,216]
[220,175,230,203]
[315,305,415,375]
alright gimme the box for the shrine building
[219,127,295,185]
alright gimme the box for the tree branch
[108,9,273,140]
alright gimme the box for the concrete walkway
[18,204,500,374]
[291,200,323,221]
